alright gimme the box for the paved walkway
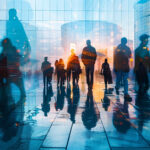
[0,75,150,150]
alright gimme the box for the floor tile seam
[40,146,65,149]
[94,99,112,150]
[40,110,60,149]
[111,146,150,148]
[65,123,73,150]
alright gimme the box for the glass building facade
[0,0,135,68]
[134,0,150,48]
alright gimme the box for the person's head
[139,34,149,46]
[105,59,107,63]
[9,8,17,20]
[59,58,64,63]
[2,38,12,49]
[121,37,127,45]
[86,40,91,46]
[71,49,75,55]
[44,57,48,61]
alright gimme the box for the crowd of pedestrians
[41,35,150,101]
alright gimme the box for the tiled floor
[0,75,150,150]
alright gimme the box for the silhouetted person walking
[135,34,150,93]
[55,60,59,75]
[114,37,132,101]
[101,59,112,89]
[67,49,81,86]
[57,58,66,86]
[41,57,51,87]
[82,40,97,89]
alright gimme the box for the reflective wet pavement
[0,74,150,150]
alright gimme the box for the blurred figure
[57,58,66,86]
[41,57,52,87]
[54,60,59,81]
[42,83,53,116]
[1,38,26,98]
[81,40,97,89]
[82,90,100,130]
[114,37,132,101]
[55,60,59,74]
[67,49,81,86]
[101,59,112,89]
[6,8,31,64]
[55,86,66,111]
[0,61,26,143]
[67,85,80,123]
[113,100,131,133]
[135,34,150,93]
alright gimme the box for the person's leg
[144,71,149,92]
[60,72,63,86]
[115,71,121,90]
[135,71,142,92]
[90,66,94,86]
[123,72,132,101]
[72,72,76,86]
[104,75,107,89]
[47,75,52,85]
[86,68,90,85]
[50,74,52,83]
[67,70,71,82]
[57,73,60,86]
[43,74,45,87]
[91,70,94,86]
[123,72,129,95]
[46,76,49,88]
[76,73,79,85]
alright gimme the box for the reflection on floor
[0,75,150,150]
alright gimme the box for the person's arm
[128,47,132,58]
[81,48,85,62]
[113,47,118,72]
[81,48,87,65]
[94,48,97,61]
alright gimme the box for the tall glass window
[0,0,136,65]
